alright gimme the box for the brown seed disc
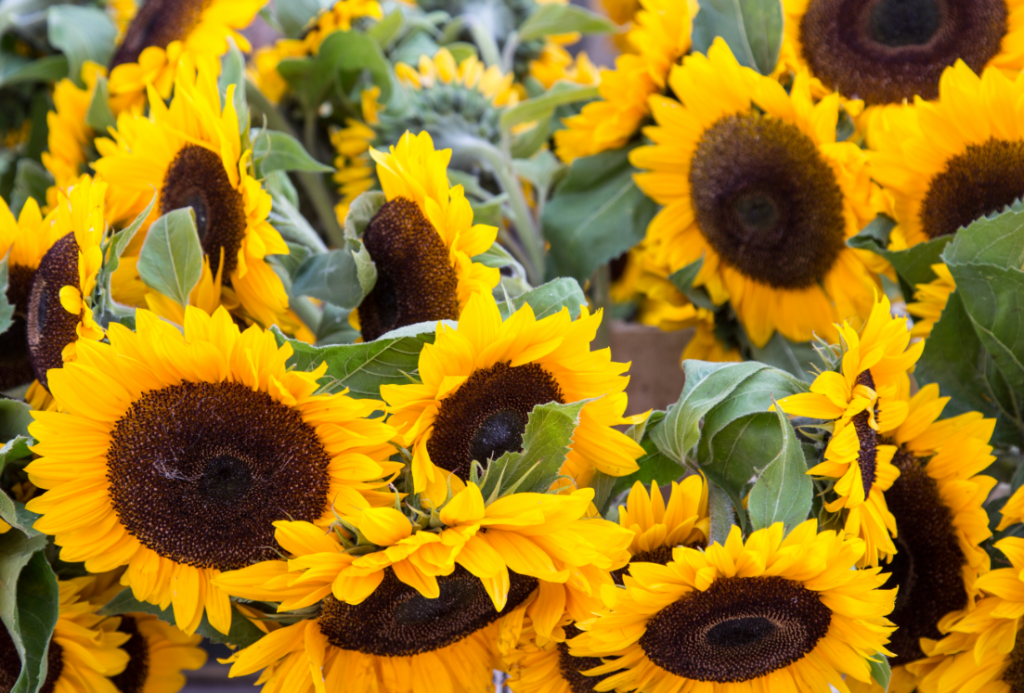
[850,370,879,498]
[358,197,460,341]
[110,0,208,69]
[798,0,1008,104]
[557,624,608,693]
[318,566,538,657]
[27,234,79,390]
[689,113,847,290]
[110,616,149,693]
[0,262,37,391]
[639,576,832,682]
[1002,625,1024,692]
[1,623,64,693]
[426,361,564,481]
[105,380,332,570]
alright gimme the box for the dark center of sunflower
[110,0,208,69]
[110,616,149,693]
[426,361,564,481]
[799,0,1007,104]
[358,197,460,341]
[160,144,247,278]
[919,138,1024,239]
[26,234,80,391]
[1,623,64,693]
[851,370,879,498]
[317,566,538,657]
[1003,625,1024,693]
[611,543,695,585]
[689,113,847,290]
[638,576,832,683]
[105,380,332,570]
[557,624,608,693]
[0,263,37,391]
[881,447,967,665]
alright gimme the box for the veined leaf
[137,208,203,308]
[747,404,812,532]
[47,5,115,87]
[252,129,333,174]
[497,278,586,320]
[518,4,615,41]
[691,0,783,75]
[0,534,58,693]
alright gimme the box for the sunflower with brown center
[105,0,266,113]
[94,60,293,330]
[24,306,399,635]
[0,578,129,693]
[218,482,633,693]
[352,131,499,341]
[570,519,897,692]
[632,39,883,347]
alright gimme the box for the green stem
[245,80,346,248]
[591,262,611,350]
[290,295,322,336]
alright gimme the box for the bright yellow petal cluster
[529,43,600,89]
[330,119,377,225]
[908,264,957,340]
[617,477,709,556]
[51,577,133,693]
[396,48,519,107]
[41,63,105,198]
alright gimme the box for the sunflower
[776,294,923,565]
[219,483,633,693]
[871,65,1024,257]
[554,0,691,164]
[107,0,138,41]
[24,306,399,635]
[107,614,207,693]
[570,519,896,692]
[908,264,957,340]
[41,63,105,199]
[395,48,518,106]
[352,131,499,340]
[106,0,266,113]
[780,0,1024,109]
[330,118,377,226]
[94,60,293,330]
[529,43,600,90]
[633,40,883,347]
[0,578,130,693]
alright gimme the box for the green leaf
[650,361,767,464]
[700,412,780,510]
[0,254,14,336]
[707,481,738,543]
[136,208,204,308]
[473,242,527,282]
[497,278,586,321]
[0,55,68,89]
[47,5,116,86]
[668,258,718,311]
[0,437,35,535]
[868,654,892,691]
[848,215,952,298]
[746,331,828,382]
[542,148,651,282]
[290,247,376,309]
[943,207,1024,267]
[99,588,265,648]
[0,399,33,441]
[513,150,564,197]
[1,533,57,693]
[252,129,333,174]
[368,9,404,48]
[97,192,157,302]
[267,185,329,253]
[691,0,784,76]
[500,82,599,132]
[344,191,386,239]
[747,405,812,532]
[276,0,325,37]
[219,40,248,133]
[278,30,392,110]
[517,4,615,41]
[10,159,52,215]
[85,74,116,134]
[477,400,590,501]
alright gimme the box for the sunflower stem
[290,295,322,336]
[591,262,611,350]
[245,80,346,248]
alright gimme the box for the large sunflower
[0,578,130,693]
[379,291,644,503]
[570,519,897,692]
[94,60,292,329]
[776,295,924,565]
[633,39,883,347]
[554,0,691,164]
[24,306,399,635]
[353,131,499,340]
[106,0,266,113]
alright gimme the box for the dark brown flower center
[358,197,460,341]
[798,0,1008,105]
[318,566,537,656]
[110,616,149,693]
[557,624,607,693]
[426,361,564,481]
[639,576,831,682]
[106,380,332,570]
[919,138,1024,239]
[27,234,80,390]
[689,113,847,289]
[1,623,64,693]
[852,370,879,498]
[0,263,37,391]
[881,448,968,665]
[161,144,247,278]
[1003,624,1024,692]
[110,0,209,69]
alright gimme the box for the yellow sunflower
[776,294,923,565]
[352,131,499,340]
[24,306,399,635]
[908,264,957,340]
[870,62,1024,249]
[379,290,644,503]
[107,614,207,693]
[330,118,377,226]
[0,578,130,693]
[529,43,600,90]
[554,0,691,164]
[396,48,519,106]
[107,0,138,41]
[94,60,293,329]
[570,519,896,692]
[106,0,266,113]
[41,63,106,201]
[633,39,883,347]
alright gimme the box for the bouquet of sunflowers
[4,0,1024,692]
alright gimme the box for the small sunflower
[330,118,377,226]
[354,131,499,340]
[870,62,1024,248]
[633,39,883,347]
[571,519,896,692]
[395,47,518,106]
[554,0,691,163]
[94,60,293,329]
[908,264,957,340]
[380,291,644,503]
[41,63,105,199]
[0,578,130,693]
[529,43,600,90]
[781,0,1024,108]
[25,306,399,634]
[106,0,266,113]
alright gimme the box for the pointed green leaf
[848,214,953,298]
[1,534,58,693]
[219,40,248,133]
[691,0,783,75]
[868,655,892,691]
[290,247,376,308]
[517,4,615,41]
[497,278,586,320]
[0,399,32,441]
[0,55,67,89]
[47,5,116,86]
[501,82,599,132]
[747,404,812,532]
[252,129,333,174]
[344,191,386,239]
[275,0,326,37]
[746,331,828,382]
[137,208,203,308]
[85,74,116,134]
